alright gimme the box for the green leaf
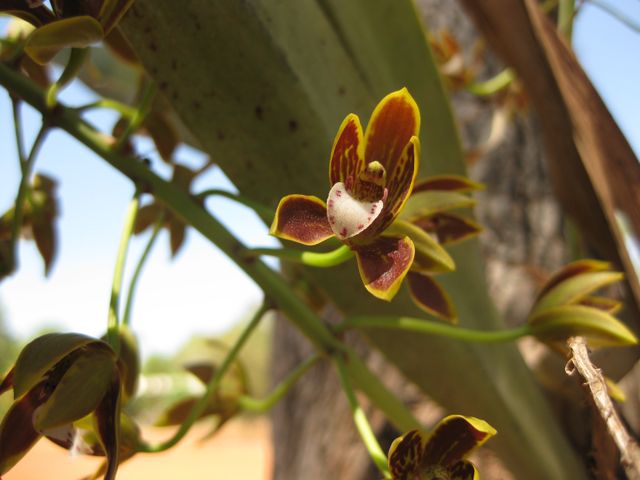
[34,346,117,431]
[529,305,638,348]
[13,332,104,398]
[25,16,104,65]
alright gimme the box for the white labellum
[326,182,383,240]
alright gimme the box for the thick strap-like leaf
[34,346,117,431]
[25,16,104,65]
[354,235,414,301]
[363,88,420,173]
[421,415,496,468]
[270,194,333,245]
[412,174,484,194]
[13,332,106,398]
[329,113,364,186]
[98,0,135,35]
[407,272,456,323]
[528,304,637,348]
[412,212,482,246]
[0,383,45,475]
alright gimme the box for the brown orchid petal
[388,429,425,479]
[270,195,333,246]
[421,415,496,468]
[536,259,611,300]
[94,374,122,480]
[354,236,414,301]
[0,367,14,396]
[448,459,479,480]
[0,383,46,475]
[364,88,420,173]
[376,136,420,234]
[413,175,484,194]
[413,212,482,245]
[578,295,622,315]
[329,113,364,186]
[327,182,383,240]
[407,272,457,323]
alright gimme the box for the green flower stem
[140,301,270,453]
[465,68,515,96]
[246,245,353,268]
[337,316,533,343]
[343,350,420,432]
[113,80,156,151]
[45,48,89,108]
[9,125,48,272]
[11,99,27,169]
[73,99,137,119]
[197,188,274,222]
[122,213,165,327]
[335,355,391,479]
[107,190,140,353]
[238,354,320,412]
[558,0,575,41]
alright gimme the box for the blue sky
[0,2,639,356]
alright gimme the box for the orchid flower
[388,415,496,480]
[271,88,456,305]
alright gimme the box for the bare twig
[566,336,640,479]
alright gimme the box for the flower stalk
[107,190,140,353]
[140,301,270,453]
[335,355,391,479]
[238,354,320,412]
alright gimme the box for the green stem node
[238,354,320,412]
[46,48,89,108]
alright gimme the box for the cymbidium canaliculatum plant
[270,88,480,321]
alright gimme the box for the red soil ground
[4,418,272,480]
